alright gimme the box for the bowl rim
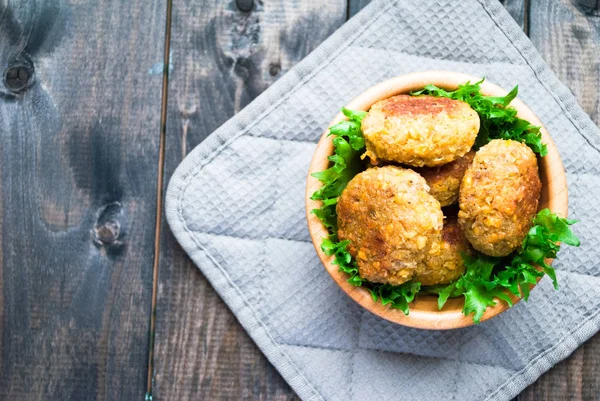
[305,70,568,330]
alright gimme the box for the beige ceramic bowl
[305,71,568,330]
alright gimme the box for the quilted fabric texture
[165,0,600,400]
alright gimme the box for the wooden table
[0,0,598,400]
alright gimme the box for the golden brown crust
[417,151,475,207]
[382,95,463,116]
[458,139,542,257]
[336,166,443,286]
[361,95,479,167]
[415,217,470,286]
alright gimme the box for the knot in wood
[4,60,34,93]
[96,221,120,244]
[577,0,600,12]
[269,63,281,77]
[236,0,254,12]
[92,202,125,250]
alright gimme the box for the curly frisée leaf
[531,208,580,247]
[321,238,363,286]
[369,282,422,315]
[341,107,367,122]
[311,108,419,315]
[412,79,548,156]
[437,209,580,324]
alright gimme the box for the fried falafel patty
[361,95,480,167]
[337,166,443,286]
[459,139,542,257]
[417,151,475,207]
[416,217,470,286]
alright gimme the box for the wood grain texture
[0,0,165,400]
[499,0,528,32]
[577,0,600,12]
[153,1,346,400]
[519,1,600,400]
[530,0,600,124]
[348,0,373,18]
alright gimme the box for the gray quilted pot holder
[165,0,600,400]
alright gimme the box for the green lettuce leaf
[436,209,580,323]
[369,282,422,315]
[412,79,548,156]
[311,108,419,314]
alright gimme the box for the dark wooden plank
[577,0,600,13]
[0,1,165,400]
[499,0,527,32]
[348,0,373,18]
[530,0,600,123]
[153,1,346,400]
[519,1,600,400]
[518,338,600,401]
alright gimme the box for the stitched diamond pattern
[261,239,361,350]
[280,345,354,401]
[355,0,524,64]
